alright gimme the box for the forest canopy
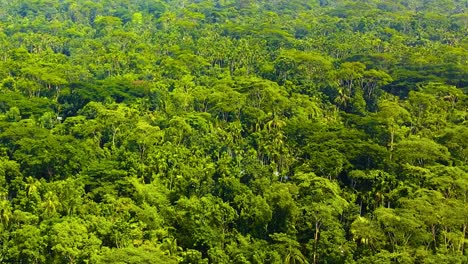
[0,0,467,263]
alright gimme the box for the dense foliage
[0,0,467,263]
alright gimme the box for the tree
[394,136,451,167]
[374,99,411,157]
[293,172,348,264]
[5,224,46,263]
[49,217,101,263]
[0,0,465,262]
[174,195,237,249]
[97,244,178,264]
[270,233,309,264]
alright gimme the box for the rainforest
[0,0,467,263]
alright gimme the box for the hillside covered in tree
[0,0,467,263]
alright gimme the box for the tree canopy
[0,0,467,263]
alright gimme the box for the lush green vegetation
[0,0,467,263]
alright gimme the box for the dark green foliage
[0,0,466,263]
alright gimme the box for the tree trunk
[460,224,466,255]
[313,221,321,264]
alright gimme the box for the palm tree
[41,191,60,216]
[25,176,41,197]
[0,199,12,229]
[270,233,309,264]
